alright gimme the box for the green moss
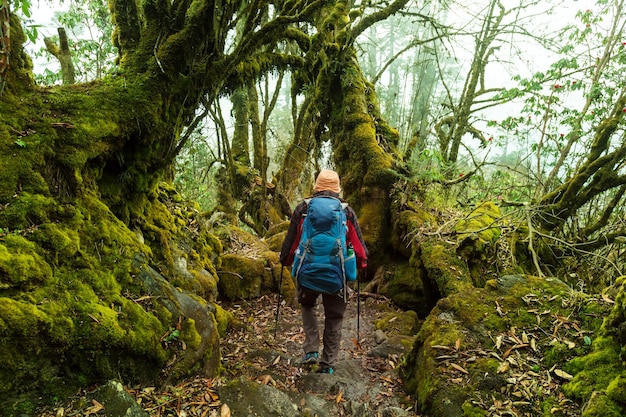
[375,310,419,336]
[563,337,622,401]
[581,392,623,417]
[31,222,81,260]
[378,262,431,314]
[544,341,570,367]
[462,401,488,416]
[402,274,614,416]
[0,234,53,289]
[0,193,55,229]
[0,20,227,414]
[214,303,233,337]
[392,209,436,256]
[218,254,264,300]
[455,202,501,239]
[455,202,501,287]
[419,240,473,296]
[606,374,626,404]
[181,318,202,350]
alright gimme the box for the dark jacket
[279,190,368,269]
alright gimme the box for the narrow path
[219,292,419,415]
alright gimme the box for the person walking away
[280,170,368,374]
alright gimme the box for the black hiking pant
[297,286,347,367]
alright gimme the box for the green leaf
[14,139,27,148]
[584,335,592,346]
[163,329,180,342]
[20,0,32,18]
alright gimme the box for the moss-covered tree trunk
[0,1,315,412]
[276,0,410,267]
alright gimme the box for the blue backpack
[292,196,357,295]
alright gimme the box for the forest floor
[36,291,418,416]
[35,283,611,416]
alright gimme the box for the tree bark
[44,28,76,84]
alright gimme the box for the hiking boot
[300,352,319,365]
[317,365,334,374]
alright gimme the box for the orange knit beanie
[314,170,341,193]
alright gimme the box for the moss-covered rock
[418,238,473,297]
[214,225,296,303]
[372,261,434,317]
[455,201,501,287]
[580,391,623,417]
[402,274,612,417]
[559,275,626,416]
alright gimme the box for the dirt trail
[36,292,419,416]
[218,292,419,415]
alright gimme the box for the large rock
[402,274,615,416]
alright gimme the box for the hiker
[280,169,368,374]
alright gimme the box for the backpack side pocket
[344,253,357,281]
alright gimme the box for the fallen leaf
[259,375,275,385]
[455,338,461,351]
[205,391,219,402]
[272,355,281,365]
[495,335,503,349]
[553,369,573,380]
[495,301,505,316]
[497,361,510,373]
[220,403,231,417]
[503,344,528,359]
[564,340,576,349]
[336,390,343,403]
[86,399,104,414]
[436,354,459,360]
[450,362,468,374]
[602,294,614,304]
[432,345,454,351]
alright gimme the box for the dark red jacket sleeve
[345,206,368,269]
[279,201,307,266]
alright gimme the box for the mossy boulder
[367,261,434,318]
[559,276,626,416]
[402,274,613,417]
[0,185,226,414]
[214,225,295,302]
[455,201,501,287]
[263,220,289,252]
[0,12,229,416]
[218,254,266,300]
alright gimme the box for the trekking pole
[357,269,361,344]
[274,267,284,338]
